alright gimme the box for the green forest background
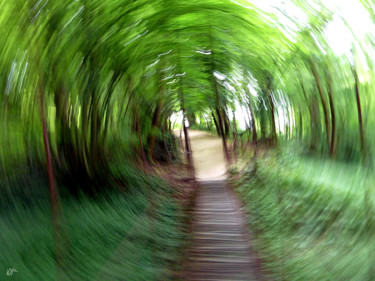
[1,0,375,280]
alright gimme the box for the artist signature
[6,268,18,276]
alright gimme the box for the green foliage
[234,151,375,280]
[2,0,374,194]
[0,166,186,281]
[1,0,375,279]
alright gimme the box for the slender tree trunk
[161,128,170,163]
[187,112,196,128]
[206,116,212,131]
[183,116,191,156]
[148,100,163,161]
[179,128,184,152]
[299,112,303,141]
[311,62,331,151]
[216,105,230,163]
[248,102,257,143]
[259,102,267,140]
[241,106,251,145]
[41,93,59,216]
[299,76,319,151]
[326,70,337,158]
[223,108,230,138]
[90,95,102,165]
[264,75,277,144]
[168,116,172,132]
[353,68,365,159]
[134,108,147,166]
[177,47,194,175]
[311,94,321,151]
[232,110,237,159]
[102,73,123,140]
[242,68,257,144]
[209,26,230,163]
[267,93,277,144]
[212,111,221,136]
[40,85,65,281]
[182,109,194,175]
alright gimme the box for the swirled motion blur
[1,0,375,280]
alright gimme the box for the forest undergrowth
[0,157,193,281]
[231,148,375,281]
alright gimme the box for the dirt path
[178,130,227,180]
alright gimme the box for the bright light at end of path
[170,111,189,129]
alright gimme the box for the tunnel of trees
[1,0,375,280]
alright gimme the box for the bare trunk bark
[212,111,222,137]
[40,86,64,281]
[182,111,194,175]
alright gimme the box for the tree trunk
[299,112,303,141]
[161,128,170,163]
[209,26,230,163]
[326,70,337,158]
[223,108,230,138]
[299,75,319,151]
[311,62,331,151]
[187,112,196,128]
[182,113,193,170]
[216,106,230,163]
[134,108,147,166]
[353,68,365,159]
[40,85,65,281]
[232,111,237,158]
[168,116,172,132]
[310,94,321,151]
[259,102,267,140]
[179,128,184,152]
[264,75,277,144]
[242,68,257,144]
[268,93,277,144]
[147,100,163,161]
[206,115,212,131]
[89,94,102,166]
[248,102,257,143]
[102,73,123,141]
[177,47,194,175]
[212,111,221,136]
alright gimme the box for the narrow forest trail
[188,130,227,181]
[179,130,263,281]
